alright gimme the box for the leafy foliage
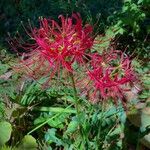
[0,121,12,147]
[0,0,149,149]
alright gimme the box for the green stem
[136,130,142,150]
[96,101,105,150]
[69,72,87,149]
[69,72,80,115]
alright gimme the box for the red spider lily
[86,50,136,103]
[9,13,93,81]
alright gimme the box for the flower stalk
[70,72,89,148]
[69,72,79,114]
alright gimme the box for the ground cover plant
[0,0,150,150]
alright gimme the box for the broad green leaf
[19,135,38,150]
[33,107,76,114]
[0,121,12,146]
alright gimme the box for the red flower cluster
[87,50,136,102]
[10,13,93,80]
[10,13,137,104]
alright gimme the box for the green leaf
[19,135,38,150]
[0,121,12,146]
[0,63,9,75]
[104,106,117,117]
[45,128,63,146]
[140,108,150,148]
[33,107,76,114]
[34,116,47,125]
[62,96,75,103]
[139,90,150,99]
[65,117,79,134]
[109,125,122,137]
[34,112,69,129]
[138,0,143,4]
[47,113,69,129]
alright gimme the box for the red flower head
[87,50,136,104]
[9,13,93,81]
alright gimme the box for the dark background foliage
[0,0,149,59]
[0,0,123,44]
